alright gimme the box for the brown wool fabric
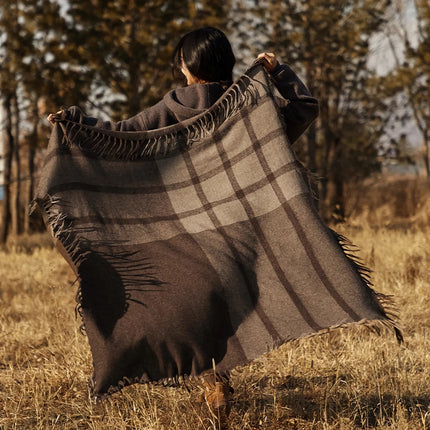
[34,64,401,398]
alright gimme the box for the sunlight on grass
[1,222,429,429]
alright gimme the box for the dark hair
[172,27,235,84]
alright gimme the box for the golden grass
[1,222,429,429]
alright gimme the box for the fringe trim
[35,195,89,333]
[60,74,259,161]
[36,195,89,268]
[331,230,403,344]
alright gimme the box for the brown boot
[201,372,231,428]
[204,380,229,409]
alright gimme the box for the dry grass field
[1,177,429,429]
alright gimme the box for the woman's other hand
[47,109,66,125]
[256,52,279,72]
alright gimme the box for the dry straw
[1,212,430,429]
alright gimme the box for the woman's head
[172,27,235,85]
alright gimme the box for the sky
[367,0,421,159]
[367,0,418,76]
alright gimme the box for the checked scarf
[34,64,401,398]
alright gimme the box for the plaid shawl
[34,64,400,398]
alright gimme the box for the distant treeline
[0,0,429,242]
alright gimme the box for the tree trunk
[319,95,333,215]
[424,129,430,179]
[322,133,346,224]
[330,137,345,223]
[25,101,39,234]
[306,122,319,209]
[12,93,21,236]
[303,58,319,209]
[0,95,14,244]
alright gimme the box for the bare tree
[384,0,430,178]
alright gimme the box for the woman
[46,27,319,420]
[48,27,318,145]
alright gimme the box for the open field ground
[1,178,429,429]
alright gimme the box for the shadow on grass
[228,374,430,429]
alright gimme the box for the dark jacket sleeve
[65,99,178,131]
[269,64,319,144]
[65,106,151,131]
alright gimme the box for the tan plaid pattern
[34,64,398,398]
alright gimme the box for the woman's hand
[256,52,279,72]
[47,109,66,125]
